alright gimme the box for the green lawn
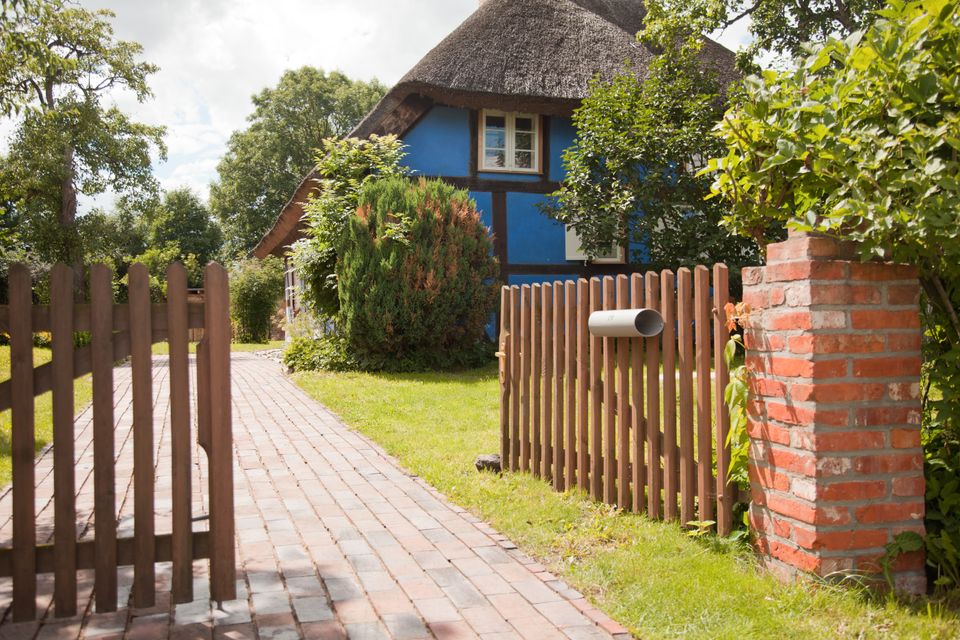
[294,364,958,640]
[0,346,93,487]
[151,340,285,355]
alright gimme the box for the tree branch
[834,0,856,32]
[724,0,763,28]
[932,274,960,341]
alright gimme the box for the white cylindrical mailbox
[588,308,664,338]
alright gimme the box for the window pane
[515,117,534,131]
[515,131,533,151]
[515,151,533,169]
[485,150,506,168]
[485,115,506,129]
[485,130,506,150]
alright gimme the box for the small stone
[475,454,502,473]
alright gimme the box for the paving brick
[0,354,616,640]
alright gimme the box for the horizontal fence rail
[0,262,236,622]
[498,265,734,534]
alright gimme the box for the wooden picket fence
[498,265,735,534]
[0,262,236,622]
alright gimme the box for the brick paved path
[0,353,628,640]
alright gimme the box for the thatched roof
[253,0,735,258]
[350,0,735,138]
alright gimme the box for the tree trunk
[60,144,83,297]
[60,144,77,227]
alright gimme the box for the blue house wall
[400,104,608,292]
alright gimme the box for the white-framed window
[283,256,301,319]
[564,226,625,263]
[480,110,541,173]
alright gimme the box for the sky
[3,0,753,212]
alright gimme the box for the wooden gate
[498,265,735,534]
[0,262,236,622]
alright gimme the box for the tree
[0,2,166,268]
[147,187,223,269]
[708,0,960,585]
[709,0,960,332]
[291,135,409,317]
[642,0,882,69]
[229,257,284,343]
[548,50,762,286]
[0,0,46,115]
[209,67,386,256]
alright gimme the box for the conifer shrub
[335,177,498,371]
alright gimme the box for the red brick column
[743,231,926,594]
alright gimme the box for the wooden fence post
[644,272,662,519]
[168,263,194,603]
[677,268,696,525]
[499,287,511,467]
[661,270,678,521]
[713,264,733,535]
[589,278,603,501]
[630,273,646,514]
[204,263,236,603]
[531,284,542,478]
[9,265,36,622]
[51,264,77,617]
[90,264,117,612]
[615,275,630,509]
[575,280,588,491]
[129,263,156,609]
[541,284,553,482]
[694,266,714,525]
[509,287,521,471]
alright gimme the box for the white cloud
[7,1,756,214]
[70,0,478,210]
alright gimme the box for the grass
[151,340,285,355]
[0,346,93,487]
[293,363,959,640]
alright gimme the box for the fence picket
[630,273,646,513]
[661,271,678,521]
[714,264,733,535]
[499,287,511,466]
[695,266,714,524]
[531,284,542,478]
[677,268,696,525]
[9,265,36,622]
[204,263,236,602]
[615,275,630,509]
[576,279,589,492]
[51,264,78,617]
[602,277,616,505]
[510,286,520,471]
[566,281,579,490]
[167,263,193,603]
[90,264,118,612]
[589,278,603,501]
[644,273,662,519]
[520,285,532,473]
[128,263,156,608]
[552,283,565,491]
[541,284,553,482]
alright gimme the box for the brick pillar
[743,231,926,594]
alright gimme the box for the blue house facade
[253,0,734,320]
